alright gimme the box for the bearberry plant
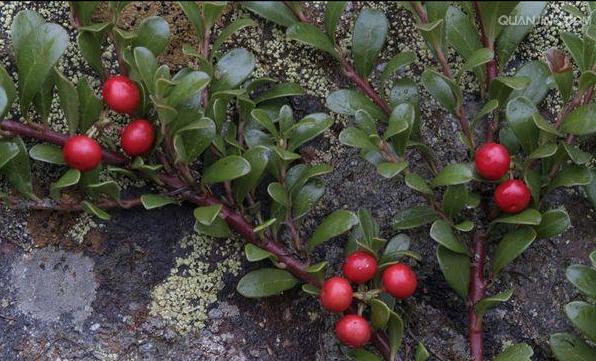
[243,1,596,360]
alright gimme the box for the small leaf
[387,312,404,361]
[532,113,563,136]
[77,32,105,78]
[242,1,298,27]
[493,209,542,225]
[254,82,304,104]
[0,138,33,197]
[462,48,494,72]
[0,66,17,118]
[385,103,414,139]
[455,220,474,232]
[474,99,499,125]
[494,343,534,361]
[168,70,210,107]
[0,140,20,170]
[475,289,513,319]
[212,48,255,92]
[492,227,537,274]
[381,52,415,89]
[267,182,289,207]
[565,301,596,341]
[244,244,274,262]
[326,89,387,122]
[421,69,459,113]
[352,8,388,77]
[566,265,596,299]
[133,16,170,55]
[431,163,474,187]
[286,113,333,151]
[86,181,121,200]
[528,143,558,159]
[202,155,251,185]
[560,103,596,135]
[80,200,110,220]
[437,245,470,299]
[140,194,176,209]
[548,165,593,192]
[563,144,591,165]
[405,173,432,195]
[236,269,298,298]
[442,184,467,218]
[550,333,596,361]
[324,1,346,43]
[254,218,277,233]
[381,234,410,264]
[293,179,325,218]
[77,78,102,133]
[415,342,430,361]
[339,127,377,150]
[370,299,391,330]
[430,220,470,255]
[506,96,539,153]
[233,146,269,202]
[286,23,338,58]
[50,169,80,199]
[536,208,571,239]
[510,61,552,104]
[29,144,64,165]
[302,284,320,296]
[393,206,437,230]
[54,69,80,134]
[308,210,358,249]
[376,162,408,179]
[490,77,530,108]
[193,204,223,226]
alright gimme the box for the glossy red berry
[319,277,353,313]
[63,135,102,171]
[382,263,417,299]
[121,119,155,157]
[474,142,511,181]
[102,75,140,114]
[495,179,531,213]
[335,315,372,348]
[343,251,378,284]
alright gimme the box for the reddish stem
[340,59,392,115]
[283,1,310,23]
[467,231,487,361]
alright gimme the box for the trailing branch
[6,195,142,212]
[467,231,487,361]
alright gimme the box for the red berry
[121,119,155,157]
[343,251,378,284]
[335,315,372,348]
[319,277,353,313]
[495,179,531,213]
[382,263,417,299]
[102,75,140,114]
[474,142,511,181]
[63,135,102,171]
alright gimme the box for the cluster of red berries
[62,76,155,171]
[474,142,530,213]
[319,251,417,348]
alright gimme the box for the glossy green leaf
[339,127,377,150]
[385,103,414,139]
[493,208,542,225]
[77,32,105,78]
[195,216,232,237]
[0,138,33,197]
[77,78,102,133]
[267,182,289,207]
[86,181,121,200]
[29,144,64,165]
[49,169,80,199]
[293,179,325,218]
[492,227,537,274]
[477,2,519,43]
[287,113,333,151]
[475,289,513,319]
[389,78,419,107]
[134,46,158,93]
[431,163,474,187]
[352,8,388,77]
[393,206,437,230]
[565,301,596,341]
[81,200,110,220]
[455,220,474,232]
[510,60,552,104]
[254,82,304,104]
[376,162,407,179]
[380,52,415,89]
[463,48,494,72]
[140,194,176,209]
[490,76,530,108]
[442,184,467,218]
[437,245,470,299]
[326,89,387,122]
[133,16,170,55]
[550,333,596,361]
[0,66,17,118]
[494,343,534,361]
[506,96,539,153]
[308,210,358,249]
[286,23,338,58]
[233,146,269,202]
[536,208,571,239]
[193,204,223,226]
[532,113,563,136]
[244,243,274,262]
[168,71,210,107]
[202,155,251,185]
[173,118,216,164]
[236,269,298,298]
[388,312,404,361]
[566,265,596,299]
[324,1,346,43]
[243,1,298,27]
[445,6,482,61]
[560,103,596,135]
[370,298,391,330]
[548,165,593,192]
[54,69,80,134]
[563,144,591,165]
[405,172,432,195]
[0,140,20,170]
[381,234,410,264]
[430,220,469,255]
[421,69,458,113]
[212,48,255,92]
[415,342,430,361]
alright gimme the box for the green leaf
[550,333,596,361]
[0,138,33,197]
[324,1,346,43]
[510,60,552,104]
[415,342,430,361]
[286,113,333,151]
[168,70,210,107]
[535,208,571,239]
[352,8,388,77]
[565,301,596,341]
[462,48,494,72]
[532,113,563,136]
[195,216,232,237]
[431,163,474,187]
[477,2,519,43]
[49,169,80,199]
[380,52,416,89]
[475,289,513,319]
[579,70,596,92]
[301,283,320,296]
[242,1,298,27]
[134,46,158,93]
[10,10,45,54]
[566,265,596,299]
[455,220,474,232]
[286,23,338,58]
[308,210,358,249]
[80,200,110,220]
[389,78,419,107]
[349,350,382,361]
[339,127,377,150]
[177,1,203,39]
[54,69,80,134]
[560,103,596,135]
[254,82,304,104]
[437,245,470,299]
[385,102,415,140]
[405,172,432,195]
[212,48,255,92]
[494,343,534,361]
[31,73,55,122]
[12,12,69,113]
[493,208,542,225]
[387,312,404,361]
[421,69,458,113]
[77,32,105,79]
[0,66,17,118]
[77,78,102,133]
[490,76,530,108]
[393,206,437,230]
[370,298,391,330]
[73,2,99,26]
[586,170,596,210]
[442,184,467,218]
[133,16,170,55]
[202,155,251,185]
[430,220,470,255]
[506,96,539,153]
[0,140,20,170]
[244,243,274,262]
[233,146,269,202]
[548,165,593,192]
[267,182,289,207]
[496,2,547,68]
[193,204,223,226]
[251,109,279,137]
[86,181,121,200]
[445,6,483,62]
[212,18,257,59]
[140,194,176,209]
[376,162,408,179]
[293,179,325,219]
[381,234,410,264]
[563,144,591,165]
[492,227,537,274]
[236,269,298,298]
[29,144,64,165]
[326,89,387,122]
